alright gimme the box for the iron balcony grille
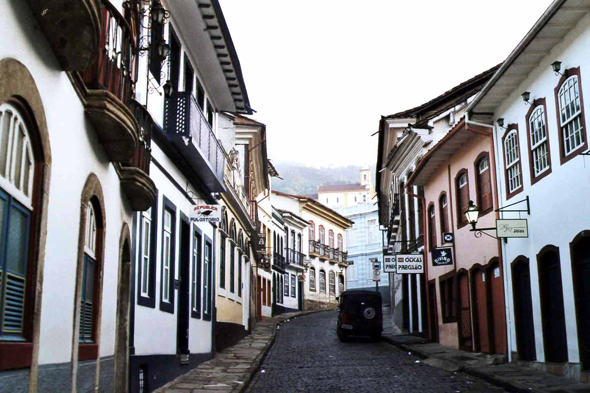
[164,92,226,192]
[286,248,306,268]
[273,252,287,272]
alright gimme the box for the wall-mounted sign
[431,248,453,266]
[395,254,424,274]
[383,255,396,273]
[442,233,454,244]
[496,219,528,238]
[190,205,221,223]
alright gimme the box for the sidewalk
[381,306,590,393]
[154,309,330,393]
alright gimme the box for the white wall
[493,14,590,364]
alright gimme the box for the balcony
[81,0,139,163]
[286,248,306,269]
[272,252,287,273]
[119,101,156,211]
[28,0,101,71]
[164,93,225,193]
[309,240,320,258]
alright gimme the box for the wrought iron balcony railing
[128,100,153,174]
[286,248,306,268]
[82,0,137,106]
[273,252,287,272]
[164,92,226,192]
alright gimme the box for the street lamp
[464,200,480,230]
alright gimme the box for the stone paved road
[247,311,506,393]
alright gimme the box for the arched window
[319,270,326,293]
[309,267,316,291]
[455,170,469,227]
[0,101,44,364]
[338,275,344,293]
[238,230,244,250]
[476,153,493,214]
[526,100,551,180]
[556,70,587,163]
[439,193,449,235]
[328,230,334,248]
[319,225,325,244]
[329,271,335,294]
[337,234,343,250]
[428,204,436,250]
[221,211,228,233]
[503,126,523,198]
[229,219,236,242]
[77,187,105,361]
[309,220,315,241]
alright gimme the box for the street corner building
[376,0,590,384]
[0,0,257,391]
[272,191,353,311]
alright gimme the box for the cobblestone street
[247,311,506,393]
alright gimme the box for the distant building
[317,167,375,208]
[334,204,390,303]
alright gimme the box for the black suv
[336,290,382,342]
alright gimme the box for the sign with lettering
[383,255,396,273]
[190,205,221,223]
[395,254,424,274]
[496,219,528,238]
[431,248,453,267]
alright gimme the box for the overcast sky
[219,0,554,168]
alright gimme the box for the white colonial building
[273,191,353,309]
[467,0,590,382]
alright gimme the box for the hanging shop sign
[190,204,222,223]
[256,232,266,256]
[383,255,396,273]
[431,247,453,266]
[496,219,528,238]
[442,232,454,244]
[395,254,424,274]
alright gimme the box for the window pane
[6,205,28,275]
[85,258,95,301]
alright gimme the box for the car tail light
[341,312,349,325]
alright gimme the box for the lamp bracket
[472,229,498,240]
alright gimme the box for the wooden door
[177,220,191,356]
[538,248,568,363]
[488,263,506,354]
[402,275,409,331]
[411,276,419,333]
[473,270,490,353]
[572,236,590,370]
[428,280,438,342]
[512,259,536,361]
[458,272,472,351]
[257,276,262,320]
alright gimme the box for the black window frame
[203,236,213,321]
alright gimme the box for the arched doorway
[571,232,590,370]
[471,265,490,353]
[114,226,132,393]
[511,256,536,361]
[537,245,568,363]
[457,270,472,351]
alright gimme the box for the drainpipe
[465,115,513,363]
[405,185,430,338]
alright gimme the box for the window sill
[506,185,523,201]
[0,342,33,370]
[218,287,227,297]
[79,343,98,361]
[137,295,155,308]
